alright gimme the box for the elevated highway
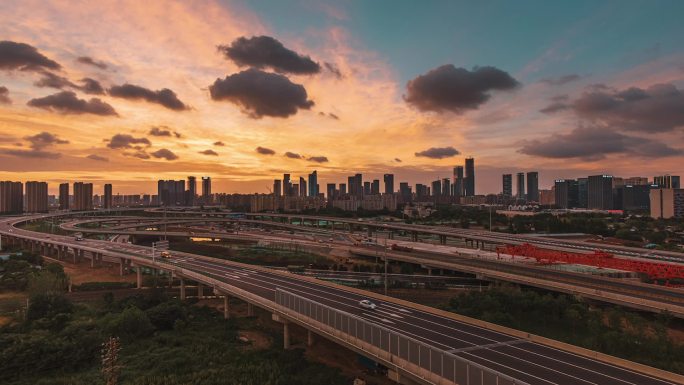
[1,211,683,385]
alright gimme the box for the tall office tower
[187,176,197,205]
[283,174,291,196]
[0,181,23,214]
[201,177,211,203]
[464,158,475,196]
[326,183,336,200]
[308,171,318,197]
[442,178,451,196]
[363,181,371,195]
[625,177,649,186]
[622,185,651,212]
[577,178,588,208]
[348,173,363,196]
[371,179,380,195]
[157,180,185,206]
[339,183,347,195]
[291,184,299,197]
[431,180,442,196]
[502,174,512,197]
[299,177,307,197]
[399,182,412,201]
[554,179,579,209]
[453,166,464,196]
[587,175,613,210]
[25,181,48,213]
[526,172,539,202]
[654,175,681,189]
[415,184,427,197]
[383,174,394,194]
[59,182,69,210]
[104,183,113,209]
[650,188,684,219]
[73,182,93,211]
[516,172,525,200]
[273,179,282,197]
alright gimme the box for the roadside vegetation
[443,287,684,374]
[170,242,330,267]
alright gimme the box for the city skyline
[1,1,684,194]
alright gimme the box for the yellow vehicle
[159,251,171,259]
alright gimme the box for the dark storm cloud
[0,86,10,104]
[80,78,105,95]
[0,41,61,71]
[414,146,460,159]
[518,126,682,161]
[218,35,321,74]
[256,146,276,155]
[86,154,108,162]
[404,65,519,114]
[209,69,314,118]
[76,56,107,70]
[199,149,218,156]
[540,74,580,86]
[24,132,69,149]
[27,91,118,116]
[307,156,329,163]
[34,71,77,89]
[106,134,151,149]
[213,141,225,146]
[0,149,61,159]
[150,148,178,160]
[571,83,684,133]
[284,151,302,159]
[109,83,189,111]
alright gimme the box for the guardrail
[275,288,528,385]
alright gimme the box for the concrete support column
[90,252,96,268]
[223,295,229,319]
[389,231,394,240]
[439,235,447,245]
[136,267,142,289]
[283,321,290,349]
[307,330,314,347]
[367,227,372,237]
[247,302,255,317]
[180,279,186,300]
[119,258,126,276]
[197,283,204,299]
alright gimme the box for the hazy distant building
[348,174,363,197]
[442,178,451,196]
[339,183,347,195]
[308,171,318,197]
[73,182,93,211]
[201,177,212,203]
[371,179,380,195]
[526,172,539,202]
[588,175,613,210]
[299,177,307,197]
[621,184,651,212]
[399,182,412,202]
[25,181,48,213]
[273,179,282,197]
[158,180,185,206]
[625,177,649,186]
[431,180,441,196]
[416,184,428,198]
[59,183,69,210]
[383,174,394,194]
[650,188,684,218]
[464,158,475,196]
[104,183,113,209]
[283,174,291,196]
[502,174,512,197]
[516,172,525,200]
[539,189,555,206]
[0,181,23,214]
[453,166,464,197]
[326,183,336,200]
[654,175,680,189]
[577,178,588,208]
[187,176,197,205]
[555,179,578,209]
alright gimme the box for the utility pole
[489,205,492,232]
[384,237,388,296]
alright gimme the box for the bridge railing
[275,288,528,385]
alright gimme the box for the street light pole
[384,237,388,296]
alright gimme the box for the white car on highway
[359,299,377,310]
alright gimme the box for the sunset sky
[1,0,684,195]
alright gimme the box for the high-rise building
[464,158,475,196]
[577,178,588,208]
[625,177,649,186]
[0,181,23,214]
[201,177,211,203]
[59,183,69,210]
[587,175,613,210]
[283,174,291,196]
[622,185,651,212]
[654,175,681,189]
[516,172,525,200]
[453,166,464,197]
[442,178,451,196]
[650,188,684,218]
[339,183,347,195]
[415,184,428,197]
[273,179,282,197]
[526,172,539,203]
[431,180,442,196]
[363,181,371,195]
[158,180,185,206]
[348,174,363,196]
[299,177,307,197]
[383,174,394,194]
[73,182,93,211]
[104,183,113,209]
[25,181,48,213]
[371,179,380,195]
[308,171,318,197]
[399,182,412,202]
[187,176,197,205]
[502,174,512,197]
[554,179,578,209]
[326,183,336,200]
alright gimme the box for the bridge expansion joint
[446,339,527,354]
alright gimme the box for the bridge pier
[307,330,314,347]
[247,302,255,317]
[388,231,394,240]
[180,278,186,300]
[197,283,204,299]
[223,295,230,319]
[283,321,291,349]
[136,266,142,289]
[439,235,447,245]
[411,231,418,242]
